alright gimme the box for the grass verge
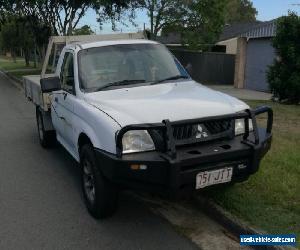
[9,69,41,79]
[202,100,300,244]
[0,56,41,80]
[0,57,37,71]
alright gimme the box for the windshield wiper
[95,79,146,91]
[151,75,189,85]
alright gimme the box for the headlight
[235,119,253,135]
[122,130,155,154]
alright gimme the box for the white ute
[24,33,273,219]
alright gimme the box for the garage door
[245,39,275,92]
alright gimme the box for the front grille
[204,120,232,135]
[173,124,198,140]
[172,119,233,143]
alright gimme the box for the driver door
[53,51,77,154]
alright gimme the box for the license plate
[196,167,233,189]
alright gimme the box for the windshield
[78,43,188,92]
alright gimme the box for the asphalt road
[0,73,198,250]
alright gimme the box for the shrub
[267,12,300,104]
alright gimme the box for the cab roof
[66,39,159,51]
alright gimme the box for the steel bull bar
[115,106,273,160]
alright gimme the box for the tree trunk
[33,42,37,68]
[67,24,73,35]
[24,49,30,67]
[11,50,16,63]
[149,0,154,35]
[150,11,154,35]
[34,48,37,68]
[41,45,46,65]
[67,9,76,35]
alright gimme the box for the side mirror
[40,76,61,93]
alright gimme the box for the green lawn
[0,56,41,79]
[203,100,300,244]
[9,69,41,79]
[0,57,36,71]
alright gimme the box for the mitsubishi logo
[196,124,208,139]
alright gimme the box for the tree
[95,0,138,32]
[0,19,20,62]
[138,0,227,48]
[26,15,52,66]
[1,0,136,35]
[73,25,95,35]
[54,0,95,35]
[4,0,96,35]
[136,0,257,43]
[180,0,227,50]
[0,17,34,65]
[138,0,184,38]
[267,12,300,104]
[224,0,257,23]
[0,14,51,66]
[0,0,134,66]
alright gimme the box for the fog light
[130,164,148,170]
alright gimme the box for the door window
[60,52,75,94]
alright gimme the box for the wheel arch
[78,133,93,154]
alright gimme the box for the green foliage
[143,0,257,49]
[224,0,257,23]
[1,1,133,35]
[96,0,138,32]
[267,12,300,104]
[181,0,257,49]
[140,0,227,44]
[0,0,134,66]
[181,0,227,50]
[0,15,51,65]
[0,20,18,51]
[137,0,183,38]
[7,0,96,35]
[0,17,34,65]
[73,25,95,35]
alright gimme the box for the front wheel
[80,144,118,219]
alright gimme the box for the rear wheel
[80,144,118,219]
[36,108,56,148]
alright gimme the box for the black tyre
[36,108,56,148]
[80,144,118,219]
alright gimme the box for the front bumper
[96,129,272,194]
[96,106,273,194]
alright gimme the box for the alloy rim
[83,159,96,204]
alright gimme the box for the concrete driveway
[209,85,272,101]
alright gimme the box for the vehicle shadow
[38,139,198,249]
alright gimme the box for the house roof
[219,21,262,41]
[239,20,277,39]
[219,20,277,41]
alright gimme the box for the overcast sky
[79,0,300,34]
